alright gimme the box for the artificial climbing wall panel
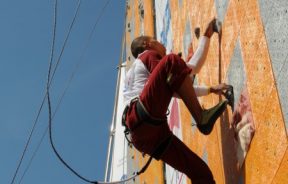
[122,0,287,183]
[124,0,165,183]
[158,0,288,183]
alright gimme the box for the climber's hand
[210,83,230,95]
[204,18,216,38]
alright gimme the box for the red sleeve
[138,50,162,73]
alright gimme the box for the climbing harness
[121,97,173,169]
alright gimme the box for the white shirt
[123,37,210,106]
[123,51,150,106]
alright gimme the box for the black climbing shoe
[197,100,228,135]
[222,85,234,112]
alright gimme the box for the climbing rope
[45,0,153,183]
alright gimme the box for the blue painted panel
[183,19,192,59]
[178,0,183,7]
[259,0,288,132]
[214,0,229,22]
[227,38,246,107]
[161,1,172,49]
[202,148,208,164]
[130,1,136,38]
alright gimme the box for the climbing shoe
[222,85,234,112]
[197,100,228,135]
[213,19,222,33]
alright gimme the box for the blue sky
[0,0,125,183]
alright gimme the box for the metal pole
[104,4,127,181]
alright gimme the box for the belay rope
[48,88,153,184]
[46,0,152,183]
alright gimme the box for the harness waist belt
[122,99,171,160]
[135,100,166,126]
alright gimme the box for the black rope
[136,156,153,175]
[10,1,81,183]
[10,95,46,184]
[9,0,58,183]
[47,94,99,184]
[45,0,152,184]
[18,0,113,182]
[46,0,99,183]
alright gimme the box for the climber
[122,18,229,183]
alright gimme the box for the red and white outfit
[124,36,211,106]
[123,36,215,183]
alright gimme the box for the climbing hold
[194,27,200,39]
[213,19,222,33]
[223,85,234,111]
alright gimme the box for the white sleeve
[123,62,136,103]
[186,36,210,74]
[194,85,210,97]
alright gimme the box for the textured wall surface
[124,1,164,183]
[122,0,288,183]
[168,0,288,183]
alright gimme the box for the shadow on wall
[220,109,240,184]
[221,86,255,184]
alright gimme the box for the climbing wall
[118,0,288,183]
[123,0,165,183]
[156,0,288,183]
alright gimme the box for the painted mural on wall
[155,1,187,183]
[166,0,288,183]
[155,0,173,53]
[108,0,288,183]
[231,86,255,168]
[166,99,187,184]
